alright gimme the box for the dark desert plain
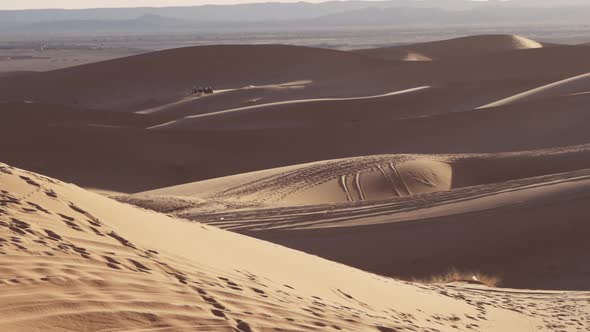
[1,0,590,331]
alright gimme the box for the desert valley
[1,1,590,331]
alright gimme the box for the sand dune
[4,163,585,331]
[357,34,544,61]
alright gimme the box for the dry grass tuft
[413,268,502,287]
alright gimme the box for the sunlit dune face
[511,35,543,50]
[395,160,453,195]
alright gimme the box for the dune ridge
[356,34,544,61]
[478,72,590,109]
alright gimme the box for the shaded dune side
[1,163,575,331]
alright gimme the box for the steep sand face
[4,163,584,331]
[356,34,544,61]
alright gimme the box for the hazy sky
[0,0,350,10]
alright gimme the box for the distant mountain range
[1,0,590,35]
